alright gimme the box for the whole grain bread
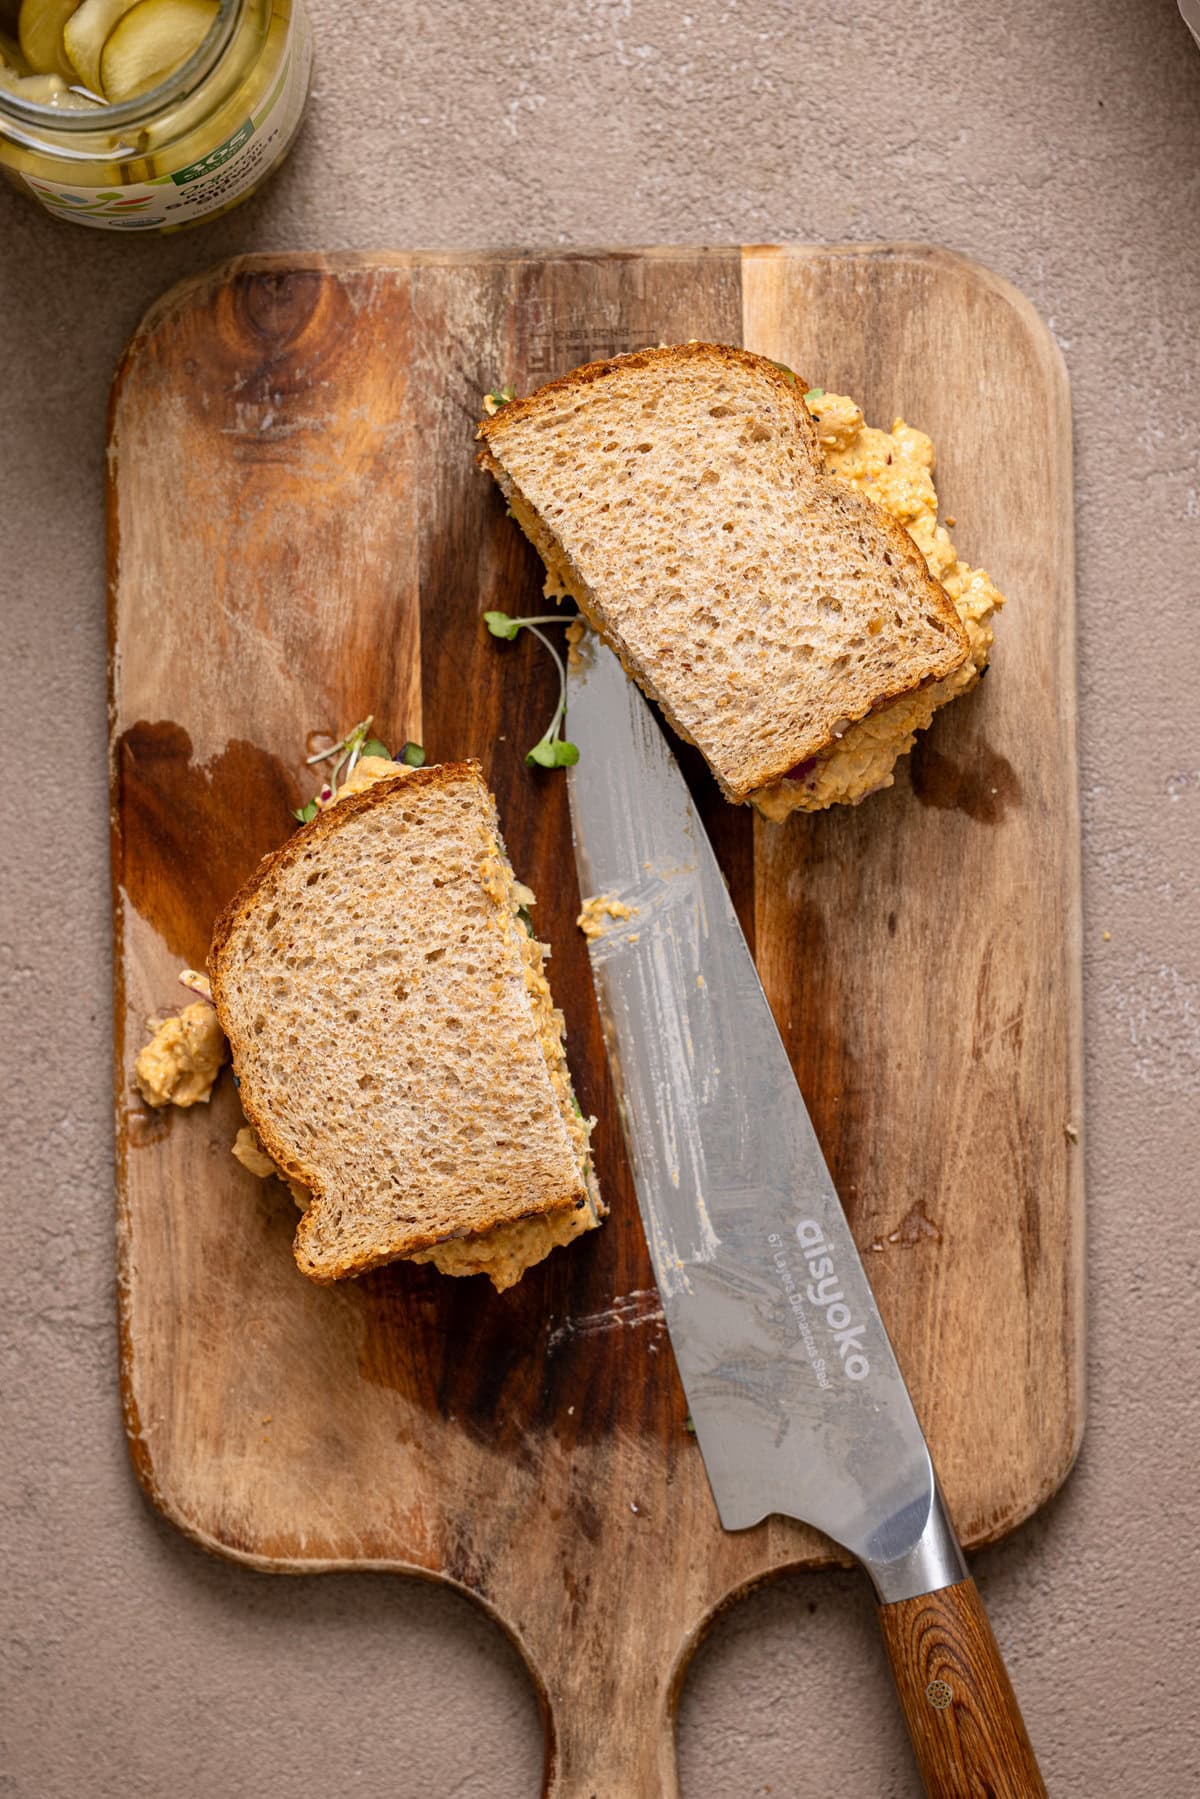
[208,762,597,1283]
[478,343,970,803]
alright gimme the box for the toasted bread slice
[209,761,601,1288]
[478,343,970,804]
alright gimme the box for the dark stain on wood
[114,721,294,966]
[124,1106,172,1149]
[910,733,1022,823]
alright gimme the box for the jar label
[21,6,312,231]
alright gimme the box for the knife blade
[566,629,1046,1797]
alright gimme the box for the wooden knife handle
[876,1578,1047,1797]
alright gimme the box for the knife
[565,630,1047,1798]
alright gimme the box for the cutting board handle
[540,1672,680,1798]
[877,1578,1047,1797]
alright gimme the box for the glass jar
[0,0,311,231]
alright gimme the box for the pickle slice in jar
[17,0,77,79]
[98,0,217,101]
[62,0,138,91]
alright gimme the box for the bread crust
[208,762,591,1282]
[479,344,969,800]
[476,340,805,443]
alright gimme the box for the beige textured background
[2,1,1198,1794]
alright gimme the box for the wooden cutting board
[108,244,1082,1797]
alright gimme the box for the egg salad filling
[134,750,600,1291]
[134,999,227,1109]
[751,391,1005,818]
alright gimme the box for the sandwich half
[209,760,602,1290]
[477,342,971,807]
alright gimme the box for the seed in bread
[209,761,602,1290]
[477,343,970,806]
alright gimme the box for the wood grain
[108,246,1081,1794]
[878,1580,1047,1797]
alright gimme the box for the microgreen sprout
[769,359,798,386]
[483,612,582,768]
[304,714,378,787]
[291,717,423,821]
[482,384,516,416]
[803,386,825,406]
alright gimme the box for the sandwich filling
[135,1000,226,1109]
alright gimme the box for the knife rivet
[925,1680,953,1710]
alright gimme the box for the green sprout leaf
[684,1413,697,1434]
[293,798,319,823]
[526,737,579,769]
[360,737,391,760]
[803,386,825,405]
[399,742,426,767]
[484,609,523,640]
[769,360,797,386]
[483,610,585,771]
